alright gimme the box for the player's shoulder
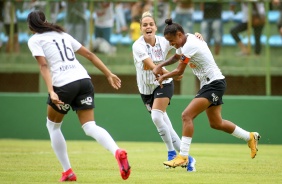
[132,36,146,48]
[27,33,40,44]
[187,33,205,45]
[187,33,197,40]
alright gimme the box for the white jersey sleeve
[180,34,225,88]
[28,37,45,57]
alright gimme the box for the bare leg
[205,105,236,133]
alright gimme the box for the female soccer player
[153,18,260,168]
[27,10,130,181]
[132,11,199,171]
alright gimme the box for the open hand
[107,73,121,90]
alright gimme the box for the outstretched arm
[76,46,121,90]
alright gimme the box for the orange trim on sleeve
[180,55,190,64]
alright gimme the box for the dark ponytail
[27,10,65,33]
[164,18,185,36]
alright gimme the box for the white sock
[163,112,181,152]
[179,136,192,157]
[82,121,119,155]
[151,109,174,151]
[46,118,71,172]
[231,126,250,141]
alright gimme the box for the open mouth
[146,30,153,35]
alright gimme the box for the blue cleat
[187,156,196,172]
[168,150,177,161]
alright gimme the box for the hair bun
[165,18,173,25]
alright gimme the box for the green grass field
[1,139,281,184]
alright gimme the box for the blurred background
[0,0,282,96]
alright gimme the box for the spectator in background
[273,0,282,36]
[200,2,223,55]
[130,1,153,23]
[3,0,20,53]
[27,0,46,11]
[230,2,265,56]
[156,0,170,34]
[49,1,61,23]
[94,2,114,45]
[130,2,144,21]
[130,15,141,42]
[173,0,194,33]
[65,0,88,45]
[0,0,4,49]
[115,2,128,34]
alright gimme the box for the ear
[177,31,182,38]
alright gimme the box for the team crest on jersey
[154,48,162,58]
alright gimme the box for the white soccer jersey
[132,35,173,95]
[28,31,90,87]
[176,33,225,88]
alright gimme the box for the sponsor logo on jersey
[81,97,92,105]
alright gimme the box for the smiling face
[140,16,157,40]
[164,32,183,49]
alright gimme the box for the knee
[82,121,96,136]
[209,121,222,130]
[181,112,193,125]
[151,109,164,127]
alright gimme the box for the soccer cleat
[59,168,77,182]
[163,154,188,168]
[248,132,261,159]
[187,156,196,172]
[165,150,177,169]
[168,150,177,161]
[115,149,131,180]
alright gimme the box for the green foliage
[0,139,282,184]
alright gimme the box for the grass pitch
[0,139,282,184]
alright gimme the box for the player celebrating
[153,18,260,169]
[132,11,200,171]
[27,10,130,181]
